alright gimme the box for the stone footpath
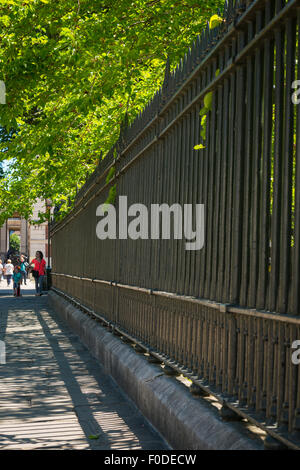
[0,284,168,450]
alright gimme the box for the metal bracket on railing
[219,303,236,313]
[220,303,229,313]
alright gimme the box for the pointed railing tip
[200,30,205,46]
[194,35,202,64]
[178,58,183,82]
[123,111,129,131]
[229,0,236,18]
[223,0,228,17]
[236,0,246,14]
[191,42,197,67]
[163,56,171,92]
[187,47,193,72]
[204,26,209,50]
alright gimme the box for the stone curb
[48,290,263,450]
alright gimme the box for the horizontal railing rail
[51,272,300,325]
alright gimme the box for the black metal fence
[51,0,300,448]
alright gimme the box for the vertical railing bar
[212,81,223,301]
[205,60,217,300]
[248,10,264,308]
[247,317,255,408]
[278,17,296,313]
[184,110,192,296]
[255,318,264,414]
[218,75,230,302]
[199,68,209,298]
[224,56,236,303]
[291,8,300,315]
[277,322,285,426]
[193,95,202,298]
[256,32,274,310]
[228,312,237,396]
[230,60,245,304]
[189,84,198,298]
[268,26,285,312]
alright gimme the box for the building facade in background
[0,199,50,264]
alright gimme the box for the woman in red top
[31,251,46,296]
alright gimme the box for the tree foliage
[0,0,223,224]
[9,232,20,253]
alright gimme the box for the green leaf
[104,184,117,206]
[204,91,213,111]
[194,144,205,150]
[106,166,115,184]
[209,14,223,29]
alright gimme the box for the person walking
[30,251,46,296]
[4,259,14,286]
[12,265,22,296]
[0,259,3,282]
[20,255,28,285]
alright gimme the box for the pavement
[0,281,168,450]
[0,277,37,296]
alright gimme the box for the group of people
[0,251,46,297]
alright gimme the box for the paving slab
[0,285,168,450]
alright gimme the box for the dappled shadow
[0,295,167,450]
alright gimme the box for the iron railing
[51,0,300,448]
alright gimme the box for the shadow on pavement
[0,293,167,450]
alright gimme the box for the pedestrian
[4,259,14,286]
[30,251,46,296]
[0,259,3,282]
[20,255,28,285]
[12,265,22,296]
